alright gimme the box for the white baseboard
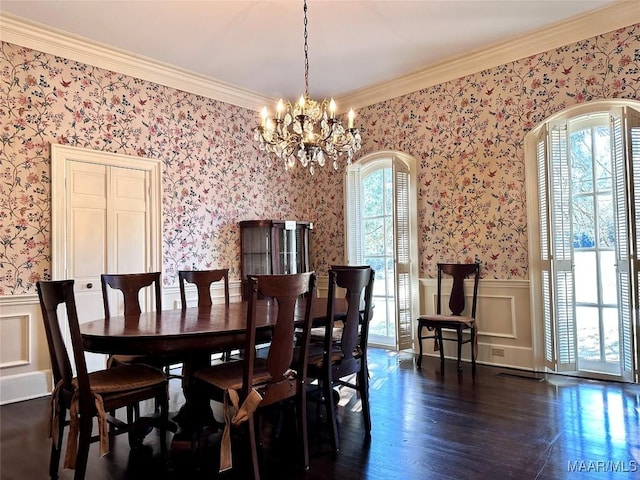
[0,369,51,405]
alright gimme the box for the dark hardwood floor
[2,349,639,479]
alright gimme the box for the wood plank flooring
[1,349,639,479]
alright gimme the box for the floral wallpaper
[1,24,639,295]
[0,44,314,294]
[307,24,640,279]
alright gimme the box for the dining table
[81,296,340,356]
[80,296,349,442]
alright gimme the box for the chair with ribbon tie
[37,279,171,480]
[416,262,481,373]
[192,272,317,480]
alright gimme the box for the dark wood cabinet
[239,220,311,299]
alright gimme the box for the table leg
[170,352,217,452]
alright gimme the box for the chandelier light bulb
[276,99,284,120]
[260,106,268,127]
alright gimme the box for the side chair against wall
[305,266,375,454]
[37,280,170,480]
[192,272,317,480]
[416,263,481,373]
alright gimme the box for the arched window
[345,151,419,351]
[526,100,640,382]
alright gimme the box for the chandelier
[253,0,362,175]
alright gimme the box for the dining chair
[308,264,371,343]
[37,280,171,480]
[416,262,481,372]
[192,272,317,480]
[305,266,375,454]
[101,272,167,371]
[178,269,230,309]
[178,268,232,366]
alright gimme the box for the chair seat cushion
[309,324,343,342]
[306,344,345,368]
[108,353,174,369]
[193,359,272,391]
[418,314,475,328]
[73,364,166,394]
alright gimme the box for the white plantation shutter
[394,161,413,350]
[612,107,640,382]
[628,108,640,383]
[345,166,363,265]
[536,127,556,371]
[549,121,577,372]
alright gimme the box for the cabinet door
[242,225,272,276]
[275,222,298,274]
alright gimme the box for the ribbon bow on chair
[219,388,263,472]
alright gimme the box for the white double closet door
[51,145,161,372]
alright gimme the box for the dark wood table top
[81,297,336,356]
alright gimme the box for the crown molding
[338,2,640,110]
[0,12,271,112]
[1,3,638,113]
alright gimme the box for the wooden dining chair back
[37,280,170,480]
[101,272,162,318]
[100,272,165,370]
[416,262,480,372]
[307,266,375,453]
[178,269,229,308]
[178,268,232,364]
[193,272,317,480]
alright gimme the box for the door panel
[67,161,109,372]
[113,167,148,274]
[68,161,107,294]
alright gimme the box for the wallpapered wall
[349,24,639,280]
[1,24,639,295]
[0,43,318,294]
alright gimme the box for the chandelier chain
[303,0,309,98]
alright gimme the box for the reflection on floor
[1,348,639,479]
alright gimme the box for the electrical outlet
[492,348,505,357]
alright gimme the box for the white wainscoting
[0,294,52,404]
[417,278,533,370]
[162,279,243,309]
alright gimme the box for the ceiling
[0,0,631,108]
